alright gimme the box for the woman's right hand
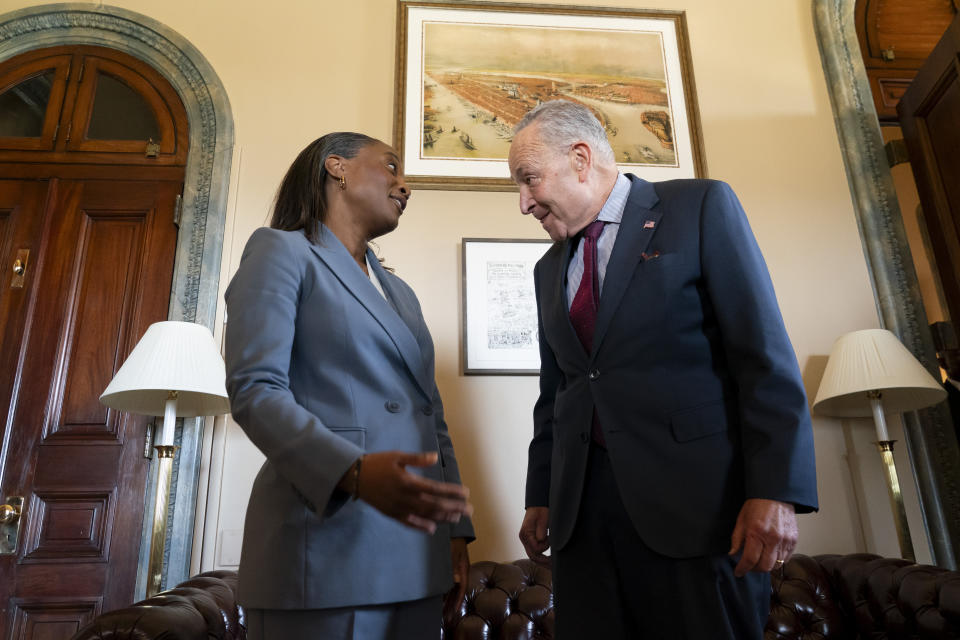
[351,451,473,533]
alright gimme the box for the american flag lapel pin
[643,220,656,229]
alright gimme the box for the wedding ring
[774,559,785,568]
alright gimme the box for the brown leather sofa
[70,553,960,639]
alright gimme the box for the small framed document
[462,238,552,374]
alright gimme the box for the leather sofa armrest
[69,571,244,640]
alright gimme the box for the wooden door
[0,44,188,640]
[898,13,960,325]
[0,180,50,452]
[0,178,179,639]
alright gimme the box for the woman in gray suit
[224,132,474,639]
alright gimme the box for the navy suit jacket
[225,226,474,610]
[526,175,818,558]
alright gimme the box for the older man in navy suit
[509,100,818,639]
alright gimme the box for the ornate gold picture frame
[395,1,706,191]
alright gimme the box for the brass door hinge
[885,138,910,168]
[173,194,182,228]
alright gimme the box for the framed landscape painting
[395,1,706,191]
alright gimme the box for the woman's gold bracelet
[351,455,364,501]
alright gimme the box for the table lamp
[100,321,230,595]
[813,328,946,561]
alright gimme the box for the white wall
[0,0,934,568]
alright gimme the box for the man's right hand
[519,506,551,567]
[345,451,473,534]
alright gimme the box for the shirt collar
[595,173,631,225]
[365,252,387,299]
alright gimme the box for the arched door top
[0,45,189,166]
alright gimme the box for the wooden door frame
[814,0,960,568]
[0,4,235,597]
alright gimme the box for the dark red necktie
[568,219,606,447]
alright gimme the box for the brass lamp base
[876,439,915,562]
[146,444,176,597]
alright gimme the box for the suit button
[385,401,401,413]
[588,369,600,380]
[580,432,589,443]
[422,405,434,416]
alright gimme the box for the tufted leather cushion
[767,553,855,639]
[69,571,245,640]
[443,559,554,640]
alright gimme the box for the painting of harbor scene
[395,3,703,189]
[421,23,676,167]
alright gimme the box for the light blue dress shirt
[566,173,631,309]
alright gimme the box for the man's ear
[570,142,592,181]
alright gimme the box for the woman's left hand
[444,537,470,623]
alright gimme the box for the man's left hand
[444,537,471,622]
[728,498,797,577]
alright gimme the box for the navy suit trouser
[552,445,770,640]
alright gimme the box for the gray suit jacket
[225,225,474,610]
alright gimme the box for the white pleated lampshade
[813,329,946,417]
[100,321,230,417]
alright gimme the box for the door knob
[1,496,23,554]
[10,249,29,288]
[0,502,20,524]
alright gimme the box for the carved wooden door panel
[898,14,960,328]
[0,178,179,640]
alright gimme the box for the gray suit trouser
[246,596,441,640]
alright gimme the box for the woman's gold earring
[339,175,346,190]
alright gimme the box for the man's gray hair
[514,100,616,165]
